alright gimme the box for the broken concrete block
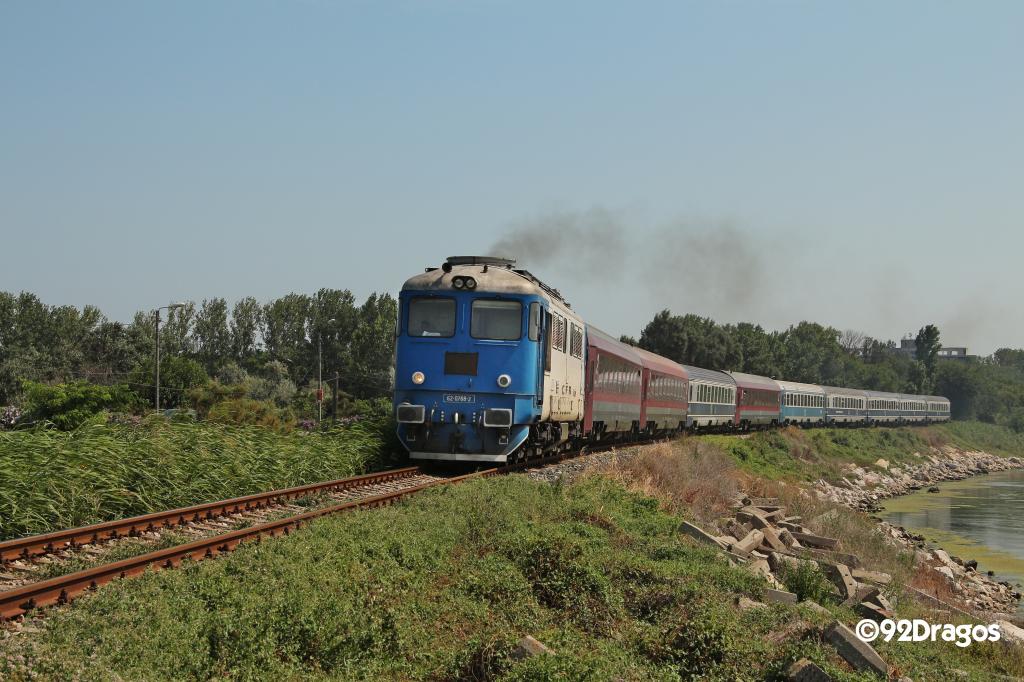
[795,547,861,568]
[759,525,789,553]
[679,521,728,550]
[778,528,798,547]
[735,595,766,610]
[850,569,892,586]
[765,588,799,604]
[852,584,880,605]
[510,635,554,660]
[995,619,1024,646]
[784,658,833,681]
[737,506,772,529]
[768,551,801,574]
[800,600,832,617]
[854,601,894,622]
[731,529,764,556]
[824,621,889,676]
[792,531,840,550]
[823,563,858,601]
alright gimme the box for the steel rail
[0,467,495,620]
[0,466,423,563]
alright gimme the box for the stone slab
[824,621,888,676]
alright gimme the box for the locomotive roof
[682,365,735,385]
[775,380,825,394]
[586,326,644,366]
[632,346,688,379]
[402,256,571,306]
[726,371,780,392]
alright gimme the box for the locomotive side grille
[444,352,478,376]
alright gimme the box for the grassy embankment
[3,466,1022,680]
[3,421,1023,679]
[696,420,1024,482]
[0,417,398,540]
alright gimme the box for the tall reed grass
[0,418,395,540]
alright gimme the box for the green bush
[206,398,292,430]
[777,560,836,604]
[20,380,143,429]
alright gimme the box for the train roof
[820,385,867,397]
[683,365,735,385]
[863,390,902,399]
[775,380,825,394]
[586,326,644,366]
[402,256,572,307]
[727,371,780,392]
[632,347,688,379]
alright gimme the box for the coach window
[408,297,456,337]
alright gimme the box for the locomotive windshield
[408,297,456,337]
[471,299,522,340]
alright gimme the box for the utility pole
[154,302,185,413]
[332,373,340,423]
[318,334,323,422]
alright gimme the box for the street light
[154,302,186,414]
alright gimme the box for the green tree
[915,324,941,380]
[230,296,264,364]
[194,298,232,374]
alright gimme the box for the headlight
[464,277,477,290]
[452,277,465,289]
[412,371,425,385]
[497,374,511,388]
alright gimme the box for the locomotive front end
[393,257,544,462]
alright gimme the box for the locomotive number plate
[444,393,476,404]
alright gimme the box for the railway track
[0,443,620,622]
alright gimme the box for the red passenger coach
[633,347,689,434]
[584,327,643,437]
[727,371,781,430]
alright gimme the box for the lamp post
[154,302,186,413]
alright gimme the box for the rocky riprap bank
[815,446,1024,617]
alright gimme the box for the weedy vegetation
[0,416,397,540]
[1,476,1019,681]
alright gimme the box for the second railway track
[0,444,616,622]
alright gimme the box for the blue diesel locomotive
[393,256,584,462]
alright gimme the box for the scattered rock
[824,621,889,676]
[822,563,858,602]
[679,521,728,550]
[765,588,798,605]
[735,596,766,610]
[850,569,892,586]
[784,657,832,682]
[875,459,889,469]
[510,635,553,660]
[928,486,941,493]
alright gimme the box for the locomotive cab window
[471,299,522,340]
[528,302,541,341]
[408,297,456,337]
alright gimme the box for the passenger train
[393,256,951,463]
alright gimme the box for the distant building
[895,336,973,361]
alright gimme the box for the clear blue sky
[2,1,1021,354]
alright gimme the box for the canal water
[879,469,1024,610]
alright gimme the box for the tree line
[3,292,1022,432]
[630,310,1024,430]
[0,290,396,417]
